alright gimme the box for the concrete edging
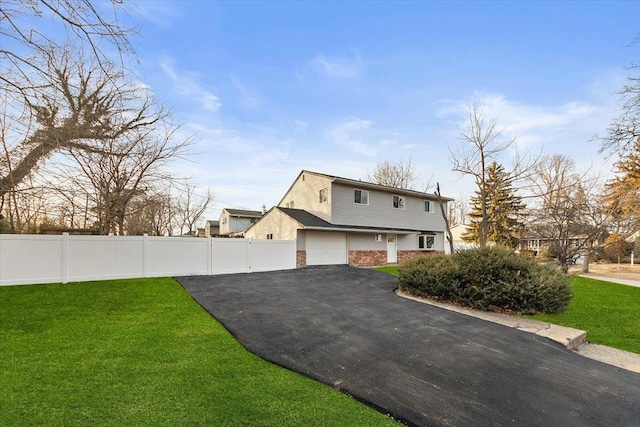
[395,290,586,349]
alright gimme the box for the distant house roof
[207,220,219,226]
[280,170,454,205]
[224,209,262,218]
[277,207,435,235]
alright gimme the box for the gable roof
[279,170,454,205]
[278,207,436,234]
[224,208,262,218]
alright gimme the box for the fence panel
[0,235,64,285]
[211,239,251,275]
[147,236,210,277]
[250,239,297,272]
[68,236,144,282]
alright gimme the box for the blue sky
[127,1,639,221]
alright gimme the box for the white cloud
[230,75,262,109]
[294,120,308,132]
[132,1,178,28]
[160,59,221,112]
[311,50,363,79]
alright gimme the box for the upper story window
[393,195,405,209]
[266,233,273,240]
[286,201,295,208]
[354,189,369,205]
[374,234,383,242]
[424,200,435,213]
[319,188,328,203]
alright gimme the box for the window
[393,195,405,209]
[354,189,369,205]
[419,234,435,250]
[424,200,435,213]
[374,234,383,242]
[319,187,328,203]
[286,201,295,208]
[266,233,273,240]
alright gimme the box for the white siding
[244,209,299,240]
[331,183,446,231]
[348,232,387,251]
[397,234,417,250]
[279,172,332,221]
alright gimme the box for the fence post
[143,234,149,277]
[248,238,252,273]
[62,233,69,284]
[207,236,212,275]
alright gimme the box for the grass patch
[373,266,399,275]
[529,276,640,354]
[0,278,399,426]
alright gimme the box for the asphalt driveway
[176,266,640,427]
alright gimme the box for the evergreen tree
[463,162,526,248]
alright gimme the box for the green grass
[0,278,399,427]
[374,266,399,275]
[375,266,640,354]
[529,276,640,354]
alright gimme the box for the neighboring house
[449,223,477,253]
[219,209,263,237]
[518,234,587,258]
[204,220,220,237]
[244,170,453,267]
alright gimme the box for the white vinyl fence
[0,234,296,286]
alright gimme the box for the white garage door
[306,231,347,265]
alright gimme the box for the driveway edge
[396,290,640,373]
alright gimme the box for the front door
[386,234,397,263]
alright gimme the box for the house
[219,209,263,237]
[204,220,220,237]
[244,170,453,267]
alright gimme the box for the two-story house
[244,170,452,267]
[218,209,263,237]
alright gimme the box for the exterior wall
[330,183,446,231]
[296,229,306,250]
[244,209,299,240]
[278,172,333,222]
[348,232,387,251]
[349,250,387,267]
[296,250,306,268]
[397,232,445,252]
[219,210,259,235]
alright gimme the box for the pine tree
[462,162,526,248]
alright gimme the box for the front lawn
[529,276,640,354]
[0,278,399,426]
[375,266,640,354]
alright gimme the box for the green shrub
[398,247,572,314]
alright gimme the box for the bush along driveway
[177,266,640,427]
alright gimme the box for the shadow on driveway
[176,265,640,426]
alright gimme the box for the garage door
[306,231,347,265]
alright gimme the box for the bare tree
[527,155,609,273]
[368,158,418,190]
[64,122,191,235]
[598,35,639,155]
[436,182,454,254]
[0,49,160,200]
[1,0,134,100]
[174,182,213,236]
[451,103,537,248]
